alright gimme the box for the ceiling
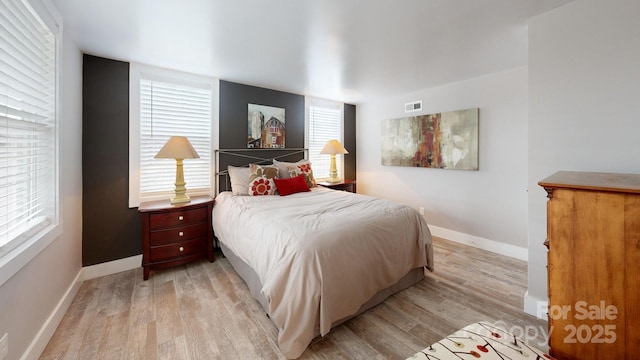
[52,0,572,104]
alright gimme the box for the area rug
[407,321,556,359]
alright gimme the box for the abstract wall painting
[247,103,285,148]
[381,108,479,170]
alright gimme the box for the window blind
[308,104,342,179]
[0,0,57,255]
[139,79,211,200]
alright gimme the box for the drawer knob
[178,215,184,221]
[179,246,184,252]
[179,231,184,237]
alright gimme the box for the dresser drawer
[149,207,207,230]
[150,237,205,261]
[149,221,208,246]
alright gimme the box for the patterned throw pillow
[272,159,294,179]
[248,164,279,196]
[286,162,316,188]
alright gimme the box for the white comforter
[212,187,433,358]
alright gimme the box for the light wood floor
[41,237,548,359]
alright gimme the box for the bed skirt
[220,241,426,333]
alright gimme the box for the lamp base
[170,194,191,204]
[326,154,341,184]
[171,158,191,204]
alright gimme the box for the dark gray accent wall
[344,103,357,180]
[219,80,304,149]
[218,81,306,191]
[82,55,141,266]
[218,81,357,180]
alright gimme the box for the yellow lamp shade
[320,139,349,155]
[154,136,200,159]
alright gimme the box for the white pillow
[227,166,250,195]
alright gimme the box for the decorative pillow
[272,159,295,179]
[227,165,250,195]
[272,159,315,181]
[286,162,317,188]
[248,163,279,196]
[274,174,310,196]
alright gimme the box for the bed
[212,169,434,358]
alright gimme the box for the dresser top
[539,171,640,194]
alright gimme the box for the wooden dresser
[138,196,214,280]
[539,171,640,359]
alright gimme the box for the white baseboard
[524,291,549,320]
[21,270,83,360]
[428,224,528,261]
[428,225,541,318]
[20,256,142,359]
[82,255,142,280]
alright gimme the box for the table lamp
[320,139,348,183]
[154,136,200,204]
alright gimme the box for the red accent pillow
[273,174,311,196]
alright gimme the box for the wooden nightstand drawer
[149,221,208,246]
[149,207,207,230]
[150,237,205,261]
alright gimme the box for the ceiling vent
[405,101,422,113]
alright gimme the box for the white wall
[0,27,84,360]
[357,67,529,258]
[526,0,640,315]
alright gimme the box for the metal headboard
[215,148,307,194]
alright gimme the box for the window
[0,0,59,262]
[307,98,344,179]
[129,64,218,207]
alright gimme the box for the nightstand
[138,196,214,280]
[317,179,356,193]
